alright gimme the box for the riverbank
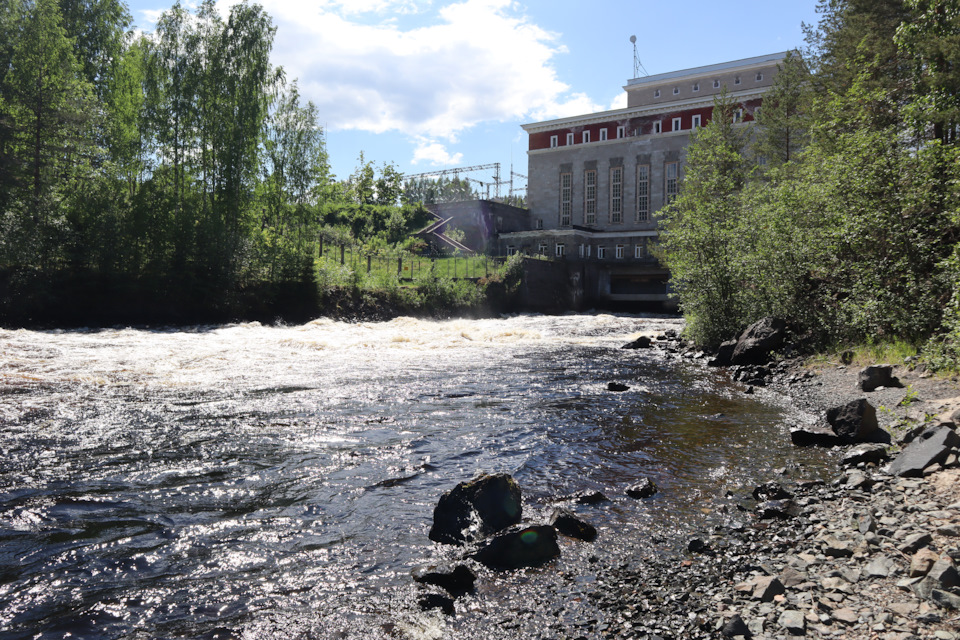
[583,349,960,639]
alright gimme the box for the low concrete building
[499,52,787,310]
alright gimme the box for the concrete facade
[498,52,787,308]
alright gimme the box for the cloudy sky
[126,0,821,189]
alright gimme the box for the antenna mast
[630,35,648,78]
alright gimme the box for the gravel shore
[581,353,960,640]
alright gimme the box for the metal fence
[319,242,506,281]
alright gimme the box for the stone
[842,444,890,466]
[709,340,738,367]
[886,425,960,478]
[752,482,793,501]
[778,609,805,635]
[428,473,523,545]
[791,425,842,448]
[750,575,786,602]
[927,556,960,590]
[757,499,799,520]
[859,514,877,535]
[845,470,874,490]
[827,399,883,444]
[823,536,854,558]
[471,525,560,570]
[899,532,933,555]
[411,563,477,596]
[607,382,630,392]
[859,364,900,392]
[910,548,940,578]
[932,589,960,610]
[559,489,609,505]
[781,566,808,588]
[687,538,714,555]
[721,614,750,638]
[731,317,786,365]
[550,509,597,542]
[626,478,658,499]
[418,593,455,615]
[832,608,858,624]
[621,336,652,349]
[864,556,896,578]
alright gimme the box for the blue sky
[125,0,821,190]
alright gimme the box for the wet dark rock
[826,399,883,444]
[428,473,522,545]
[411,563,476,596]
[550,509,598,542]
[607,382,631,392]
[756,499,799,520]
[708,340,738,367]
[790,425,842,447]
[687,538,714,555]
[886,425,960,478]
[752,482,792,502]
[471,525,560,570]
[622,336,652,349]
[731,317,786,365]
[626,478,658,499]
[859,364,901,391]
[558,489,609,505]
[418,593,455,615]
[841,443,889,466]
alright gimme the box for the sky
[124,0,822,191]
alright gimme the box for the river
[0,314,830,639]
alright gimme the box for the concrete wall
[427,200,531,253]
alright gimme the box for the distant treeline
[659,0,960,369]
[0,0,504,325]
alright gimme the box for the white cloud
[257,0,579,140]
[411,138,464,166]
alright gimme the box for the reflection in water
[0,315,827,638]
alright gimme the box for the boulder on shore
[622,336,652,349]
[428,473,522,545]
[886,425,960,477]
[550,509,598,542]
[731,317,786,365]
[791,424,842,447]
[708,340,738,367]
[859,364,901,392]
[411,563,477,596]
[471,525,561,570]
[626,478,658,499]
[827,399,886,444]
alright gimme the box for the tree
[754,51,813,166]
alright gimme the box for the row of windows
[558,162,678,227]
[513,243,656,260]
[652,72,763,98]
[549,108,755,148]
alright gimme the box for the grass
[806,338,922,368]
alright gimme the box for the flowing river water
[0,315,831,639]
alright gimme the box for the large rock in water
[428,473,522,545]
[471,525,560,570]
[827,399,883,444]
[731,317,786,365]
[886,425,960,477]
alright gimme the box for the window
[585,244,591,258]
[654,89,661,98]
[583,130,591,143]
[550,135,558,148]
[566,132,574,145]
[634,243,644,259]
[653,121,662,134]
[507,245,516,256]
[597,246,606,259]
[636,164,649,222]
[756,72,763,81]
[673,87,679,95]
[536,218,543,230]
[665,162,679,205]
[672,117,682,132]
[556,243,565,258]
[599,128,608,141]
[560,172,572,227]
[538,243,548,256]
[733,108,743,123]
[692,114,702,128]
[693,83,699,92]
[616,126,625,139]
[616,244,625,259]
[584,169,597,225]
[578,244,584,258]
[735,76,741,85]
[713,79,720,88]
[754,106,761,119]
[610,166,623,224]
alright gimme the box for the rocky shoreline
[602,330,960,640]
